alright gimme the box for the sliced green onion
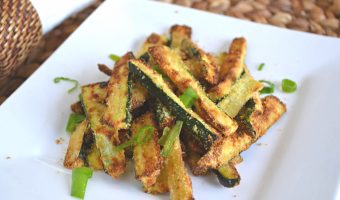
[158,127,171,146]
[113,125,154,153]
[66,113,86,133]
[114,139,134,152]
[134,125,154,145]
[54,77,79,93]
[179,87,199,108]
[259,80,275,94]
[109,54,120,62]
[282,79,297,93]
[71,167,93,199]
[160,121,183,157]
[258,63,265,71]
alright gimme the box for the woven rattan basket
[0,0,42,80]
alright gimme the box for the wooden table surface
[0,0,339,105]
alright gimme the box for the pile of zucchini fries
[63,25,286,199]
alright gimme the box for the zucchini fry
[170,25,219,85]
[149,45,237,137]
[217,73,263,118]
[132,112,162,187]
[82,83,126,178]
[129,59,220,149]
[170,25,192,48]
[137,33,167,57]
[102,52,134,130]
[64,120,89,169]
[198,95,286,169]
[167,137,193,200]
[96,63,148,111]
[215,161,240,188]
[208,37,247,101]
[86,143,104,170]
[144,163,169,194]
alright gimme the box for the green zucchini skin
[129,60,218,149]
[81,82,126,178]
[214,168,240,188]
[213,159,241,188]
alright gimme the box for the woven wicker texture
[0,0,42,80]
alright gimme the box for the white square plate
[1,0,340,199]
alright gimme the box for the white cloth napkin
[30,0,94,33]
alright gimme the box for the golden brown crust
[208,37,247,101]
[64,120,88,169]
[70,101,84,114]
[144,162,169,194]
[131,82,148,110]
[251,95,287,139]
[197,131,253,169]
[137,33,167,57]
[167,138,193,200]
[132,112,163,187]
[102,52,134,130]
[97,63,112,76]
[182,132,208,176]
[82,83,126,178]
[170,24,192,39]
[198,95,286,169]
[149,45,236,137]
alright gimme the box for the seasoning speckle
[55,137,64,144]
[5,156,11,160]
[256,142,268,146]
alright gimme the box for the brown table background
[0,0,339,105]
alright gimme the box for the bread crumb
[256,142,268,146]
[55,137,64,144]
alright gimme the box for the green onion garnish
[282,79,297,93]
[158,127,171,146]
[109,54,120,62]
[54,77,79,93]
[160,121,183,157]
[179,87,199,108]
[259,80,275,94]
[258,63,265,71]
[114,125,154,152]
[71,167,93,199]
[66,113,86,133]
[114,139,134,152]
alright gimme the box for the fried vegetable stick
[64,120,88,169]
[198,95,286,169]
[82,83,126,178]
[149,45,237,137]
[132,112,162,187]
[170,25,219,85]
[208,38,247,101]
[102,52,134,130]
[167,137,193,200]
